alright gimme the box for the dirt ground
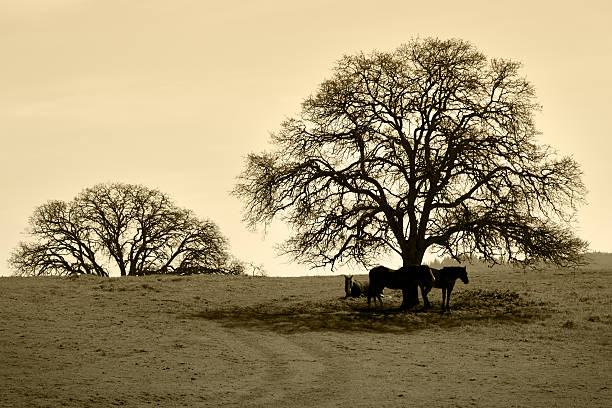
[1,266,610,407]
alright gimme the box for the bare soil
[1,266,610,407]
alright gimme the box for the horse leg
[420,283,432,309]
[368,288,382,308]
[440,287,447,314]
[446,281,456,312]
[400,289,412,310]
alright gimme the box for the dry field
[1,265,611,407]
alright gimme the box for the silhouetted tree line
[430,252,610,270]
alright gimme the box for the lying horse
[419,266,469,313]
[343,275,370,298]
[368,265,431,309]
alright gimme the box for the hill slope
[1,267,611,407]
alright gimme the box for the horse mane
[440,266,466,272]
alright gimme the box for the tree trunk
[400,245,425,309]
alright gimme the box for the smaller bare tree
[9,183,240,277]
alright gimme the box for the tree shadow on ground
[188,289,552,334]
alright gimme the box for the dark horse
[368,265,432,309]
[419,266,469,313]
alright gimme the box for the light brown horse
[343,275,370,298]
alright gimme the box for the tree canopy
[10,183,243,276]
[234,38,587,270]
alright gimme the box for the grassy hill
[1,265,611,407]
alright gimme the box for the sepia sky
[1,0,610,277]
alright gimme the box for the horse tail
[368,266,387,305]
[368,266,385,295]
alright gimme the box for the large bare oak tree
[10,183,242,276]
[234,38,587,306]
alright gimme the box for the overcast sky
[1,0,610,276]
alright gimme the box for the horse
[419,266,469,313]
[343,275,370,298]
[367,265,431,309]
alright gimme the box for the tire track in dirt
[223,327,328,407]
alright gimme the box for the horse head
[458,266,469,284]
[343,275,354,297]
